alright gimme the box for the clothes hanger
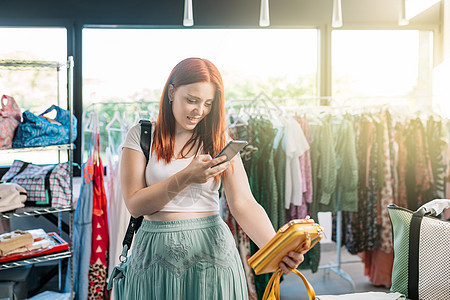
[81,111,100,160]
[256,92,286,115]
[105,111,127,157]
[84,111,100,134]
[227,106,249,128]
[106,111,126,132]
[249,92,284,119]
[133,110,150,124]
[230,114,248,128]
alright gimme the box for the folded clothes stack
[0,230,33,256]
[0,183,27,212]
[0,228,49,257]
[5,229,50,255]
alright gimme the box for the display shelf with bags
[0,57,74,298]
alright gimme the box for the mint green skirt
[122,214,249,299]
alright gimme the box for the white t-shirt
[121,124,220,212]
[284,117,310,209]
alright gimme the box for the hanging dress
[361,112,395,287]
[70,159,94,300]
[395,121,409,208]
[106,145,130,278]
[345,115,378,254]
[244,116,278,300]
[88,135,110,299]
[426,117,447,199]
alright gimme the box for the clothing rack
[227,94,359,289]
[89,96,436,291]
[84,100,160,109]
[226,92,332,108]
[81,101,160,160]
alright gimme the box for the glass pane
[0,27,68,166]
[332,30,433,108]
[83,28,317,104]
[82,28,318,160]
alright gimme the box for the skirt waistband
[140,214,223,232]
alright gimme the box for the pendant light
[259,0,270,27]
[183,0,194,27]
[332,0,343,28]
[398,0,409,26]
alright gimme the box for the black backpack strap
[122,215,144,251]
[121,120,152,257]
[408,210,424,300]
[139,120,152,163]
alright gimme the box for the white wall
[433,0,450,115]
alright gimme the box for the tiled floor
[280,244,390,300]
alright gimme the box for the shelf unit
[0,144,72,154]
[0,57,74,298]
[0,251,73,271]
[0,206,72,220]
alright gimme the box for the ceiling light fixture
[398,0,409,26]
[183,0,194,27]
[332,0,343,28]
[259,0,270,27]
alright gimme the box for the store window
[83,28,318,104]
[82,28,318,158]
[332,30,433,109]
[0,27,68,166]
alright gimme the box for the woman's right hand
[183,154,230,184]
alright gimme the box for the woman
[120,57,306,299]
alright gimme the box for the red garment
[359,249,393,287]
[88,154,109,299]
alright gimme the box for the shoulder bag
[0,160,71,208]
[388,199,450,300]
[0,95,21,149]
[12,104,77,148]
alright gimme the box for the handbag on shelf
[388,200,450,300]
[0,160,71,208]
[248,217,324,300]
[0,95,21,149]
[12,104,77,148]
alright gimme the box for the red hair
[153,58,228,164]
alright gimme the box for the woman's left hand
[279,248,308,274]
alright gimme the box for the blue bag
[12,105,77,148]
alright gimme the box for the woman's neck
[174,130,199,159]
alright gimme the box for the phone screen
[213,140,248,167]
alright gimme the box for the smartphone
[212,140,248,167]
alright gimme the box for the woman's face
[170,82,215,132]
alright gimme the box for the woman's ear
[168,84,175,102]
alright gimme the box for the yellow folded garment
[0,230,33,256]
